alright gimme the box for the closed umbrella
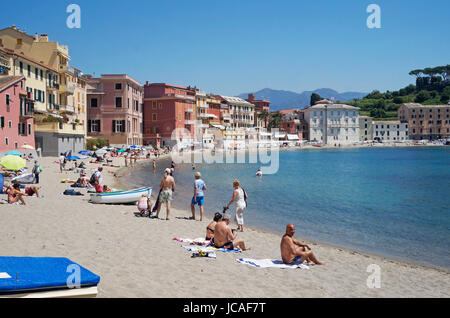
[95,149,107,155]
[4,150,23,156]
[66,156,81,160]
[0,155,26,171]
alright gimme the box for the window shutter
[97,120,101,132]
[87,120,91,133]
[121,120,126,132]
[112,120,116,133]
[0,116,4,128]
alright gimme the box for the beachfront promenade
[1,152,449,298]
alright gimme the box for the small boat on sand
[89,187,152,204]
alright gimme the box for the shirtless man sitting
[212,213,250,251]
[281,224,325,265]
[156,168,176,220]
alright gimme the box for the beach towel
[173,237,211,246]
[0,174,4,194]
[63,189,84,196]
[152,189,161,213]
[236,258,309,269]
[183,245,241,254]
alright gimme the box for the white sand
[0,155,449,298]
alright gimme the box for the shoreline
[2,152,448,297]
[115,146,450,273]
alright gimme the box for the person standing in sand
[190,172,206,221]
[212,213,250,251]
[225,179,247,232]
[280,224,325,265]
[152,160,156,172]
[156,168,176,220]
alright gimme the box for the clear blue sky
[2,0,449,95]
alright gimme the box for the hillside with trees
[344,65,450,120]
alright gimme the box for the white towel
[236,258,310,269]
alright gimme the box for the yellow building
[0,26,86,155]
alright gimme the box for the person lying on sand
[211,213,250,251]
[205,212,222,240]
[280,224,325,265]
[22,185,40,198]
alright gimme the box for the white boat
[89,187,152,204]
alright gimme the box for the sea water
[123,147,450,269]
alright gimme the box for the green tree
[415,90,431,103]
[310,93,322,106]
[258,110,270,128]
[393,96,403,104]
[268,112,283,129]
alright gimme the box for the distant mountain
[238,88,367,112]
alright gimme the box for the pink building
[143,82,197,147]
[86,75,143,147]
[0,75,35,153]
[246,94,270,127]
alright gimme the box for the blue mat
[0,174,4,194]
[0,257,100,294]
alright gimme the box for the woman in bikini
[205,212,222,240]
[7,184,26,205]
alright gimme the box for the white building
[220,96,255,129]
[373,120,409,142]
[304,100,360,145]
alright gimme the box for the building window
[152,114,157,121]
[27,65,30,77]
[28,123,32,135]
[91,98,98,107]
[115,97,122,108]
[115,83,122,90]
[17,39,22,45]
[152,101,157,110]
[6,94,10,106]
[19,62,23,74]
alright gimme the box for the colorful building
[0,26,87,155]
[246,94,270,127]
[143,82,197,147]
[220,96,255,129]
[86,75,143,147]
[0,75,35,153]
[398,103,450,140]
[280,109,308,141]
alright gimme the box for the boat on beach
[89,187,152,204]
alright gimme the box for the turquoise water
[124,147,450,269]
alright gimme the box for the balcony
[60,105,75,113]
[198,103,208,108]
[20,103,34,119]
[35,122,85,136]
[185,120,196,125]
[59,83,75,95]
[185,107,194,113]
[0,55,10,69]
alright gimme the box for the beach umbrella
[21,144,35,150]
[95,149,107,155]
[4,150,22,156]
[66,156,81,160]
[0,155,26,171]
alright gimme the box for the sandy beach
[1,153,449,298]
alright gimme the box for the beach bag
[89,172,97,185]
[63,189,83,196]
[242,188,248,206]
